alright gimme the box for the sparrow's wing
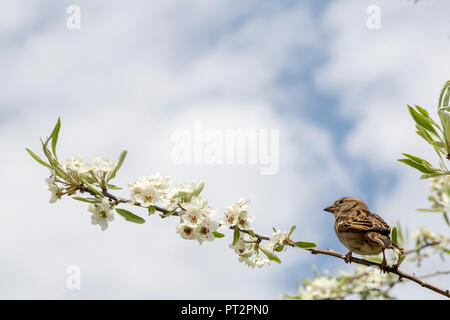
[336,209,391,235]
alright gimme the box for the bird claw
[344,251,352,264]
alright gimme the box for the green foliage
[260,247,281,264]
[399,82,450,179]
[294,241,316,249]
[115,208,145,224]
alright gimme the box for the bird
[324,197,404,270]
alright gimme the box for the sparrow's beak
[324,206,335,213]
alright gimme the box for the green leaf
[50,118,61,157]
[239,250,254,258]
[232,228,240,246]
[148,205,156,215]
[191,182,205,198]
[397,255,406,268]
[72,196,102,204]
[107,149,127,181]
[416,208,445,213]
[26,148,52,169]
[160,208,177,218]
[294,241,316,249]
[107,184,122,190]
[274,244,284,252]
[288,225,296,237]
[392,227,398,245]
[443,212,450,226]
[115,208,145,224]
[260,247,281,264]
[420,173,445,180]
[397,159,437,174]
[415,105,429,117]
[80,178,103,197]
[438,81,450,108]
[213,231,225,238]
[408,105,438,136]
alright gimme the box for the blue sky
[0,0,449,299]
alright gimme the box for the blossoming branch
[26,119,316,269]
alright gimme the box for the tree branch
[78,183,450,299]
[307,247,450,298]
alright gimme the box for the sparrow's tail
[366,232,405,254]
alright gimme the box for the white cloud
[0,1,353,299]
[316,0,450,298]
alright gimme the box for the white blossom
[266,230,290,250]
[220,198,254,230]
[128,174,171,207]
[180,197,215,227]
[297,276,340,300]
[163,181,201,210]
[88,198,115,231]
[45,170,63,203]
[176,222,196,240]
[194,218,219,244]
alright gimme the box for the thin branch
[307,247,450,298]
[419,270,450,279]
[404,240,446,255]
[77,184,450,299]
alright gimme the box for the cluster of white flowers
[88,198,115,231]
[291,266,394,300]
[428,175,450,210]
[176,197,219,244]
[128,174,171,207]
[219,199,254,230]
[60,155,116,175]
[164,182,201,211]
[296,276,341,300]
[45,169,63,203]
[412,227,449,247]
[345,266,390,292]
[222,199,274,268]
[228,236,270,269]
[266,230,290,251]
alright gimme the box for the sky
[0,0,449,299]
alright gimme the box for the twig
[307,247,450,298]
[77,184,450,299]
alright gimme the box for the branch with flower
[285,225,449,299]
[282,81,450,300]
[26,120,316,269]
[28,123,450,299]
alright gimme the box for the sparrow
[324,197,404,270]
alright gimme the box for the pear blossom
[266,230,290,250]
[176,222,196,240]
[88,198,115,231]
[297,276,340,300]
[180,197,215,226]
[60,155,85,172]
[163,181,201,210]
[241,255,270,269]
[194,218,219,244]
[89,156,116,173]
[220,199,253,230]
[45,170,63,203]
[128,174,171,207]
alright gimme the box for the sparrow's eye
[339,200,344,204]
